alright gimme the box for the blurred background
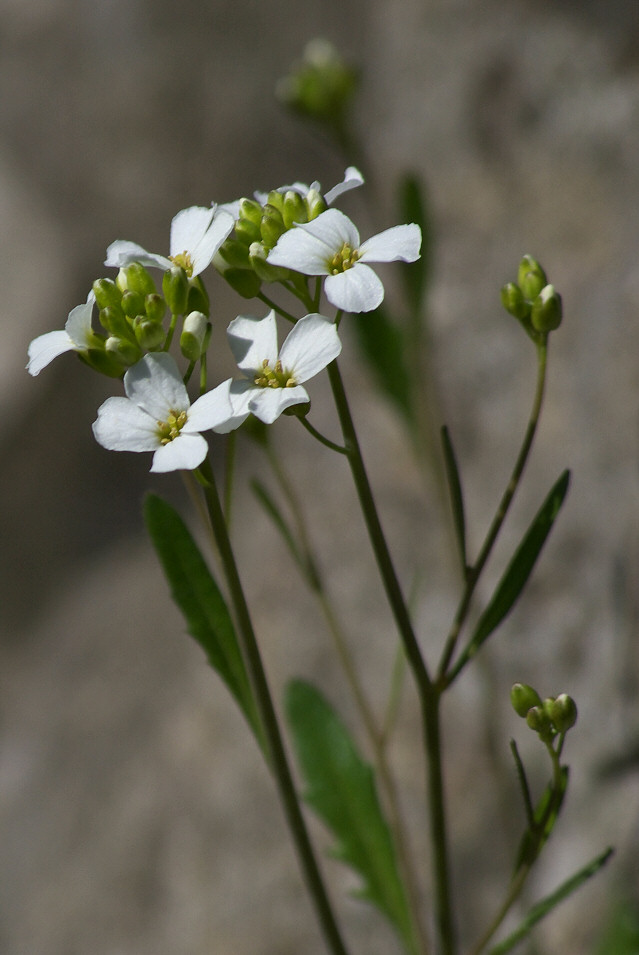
[2,0,639,952]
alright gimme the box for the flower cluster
[27,169,421,472]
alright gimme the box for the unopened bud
[221,267,263,299]
[531,285,562,332]
[120,262,156,297]
[180,310,209,361]
[217,238,252,270]
[144,293,166,324]
[133,316,165,351]
[249,242,290,283]
[526,705,554,741]
[260,205,287,249]
[239,198,264,226]
[517,255,547,301]
[510,683,542,718]
[235,216,262,246]
[105,335,141,366]
[501,283,529,320]
[546,694,578,733]
[121,289,145,319]
[282,190,308,229]
[92,278,122,311]
[162,266,189,315]
[186,277,210,317]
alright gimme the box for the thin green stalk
[437,340,549,685]
[197,457,351,955]
[298,416,348,454]
[326,359,459,955]
[266,445,430,955]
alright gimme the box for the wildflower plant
[27,42,614,955]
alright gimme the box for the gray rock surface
[2,1,639,952]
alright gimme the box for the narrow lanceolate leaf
[469,469,570,653]
[284,679,414,948]
[398,173,431,314]
[488,847,614,955]
[353,304,414,423]
[441,425,467,575]
[143,494,263,746]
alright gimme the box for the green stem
[299,416,348,455]
[257,292,299,324]
[197,457,351,955]
[438,340,549,685]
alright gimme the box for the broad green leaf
[469,469,570,652]
[441,425,467,575]
[488,847,614,955]
[398,173,431,314]
[143,494,263,746]
[353,304,414,423]
[285,679,414,949]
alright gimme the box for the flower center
[254,359,297,389]
[328,242,360,275]
[170,251,194,277]
[157,409,188,444]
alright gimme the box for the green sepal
[284,679,414,949]
[489,847,614,955]
[467,469,570,655]
[143,494,264,749]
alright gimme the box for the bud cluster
[217,187,328,298]
[275,38,359,127]
[501,255,563,340]
[511,683,578,744]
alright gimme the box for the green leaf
[469,469,570,653]
[488,847,614,955]
[284,679,414,949]
[441,425,467,575]
[398,173,431,314]
[143,494,263,746]
[353,304,413,423]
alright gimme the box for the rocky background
[2,0,639,953]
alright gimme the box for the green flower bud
[510,683,542,718]
[133,316,165,351]
[186,276,210,317]
[248,242,290,283]
[260,204,287,249]
[546,694,578,733]
[92,278,122,311]
[121,289,145,319]
[162,266,189,315]
[180,310,209,362]
[282,190,308,229]
[144,293,166,324]
[526,705,554,741]
[307,187,327,220]
[265,190,285,214]
[501,282,529,320]
[221,267,263,299]
[234,216,262,247]
[82,347,127,378]
[99,305,135,342]
[217,238,252,270]
[239,198,264,226]
[531,285,563,332]
[517,255,547,301]
[120,262,156,297]
[105,335,141,366]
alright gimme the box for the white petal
[124,353,189,420]
[324,264,384,313]
[150,433,209,473]
[268,209,360,275]
[169,207,214,258]
[65,295,95,347]
[227,310,278,375]
[279,314,342,383]
[92,397,160,452]
[358,223,422,264]
[248,384,310,424]
[324,166,364,205]
[26,330,74,376]
[105,240,172,272]
[190,209,235,276]
[185,379,237,433]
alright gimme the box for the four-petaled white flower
[27,291,98,376]
[92,352,240,473]
[267,208,422,313]
[105,205,234,278]
[227,309,342,425]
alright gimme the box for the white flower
[267,208,422,313]
[227,309,341,425]
[105,205,234,278]
[92,352,239,473]
[27,292,98,376]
